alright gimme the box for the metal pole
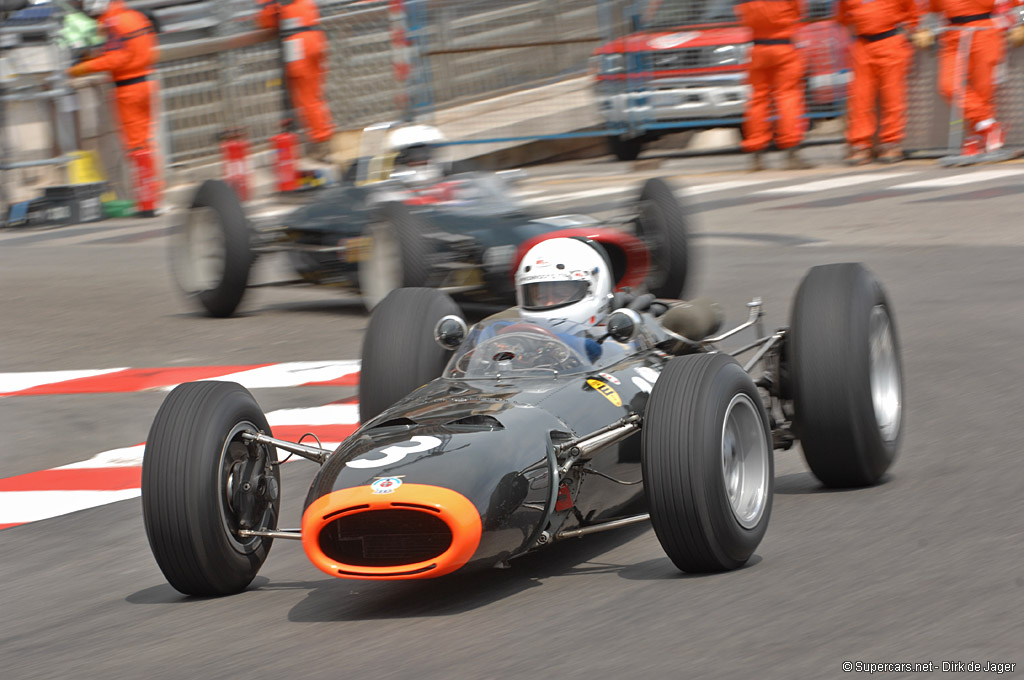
[946,27,973,158]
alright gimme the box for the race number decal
[346,435,442,469]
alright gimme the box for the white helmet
[385,124,446,184]
[515,237,614,326]
[83,0,110,17]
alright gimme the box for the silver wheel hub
[869,305,902,442]
[721,393,769,529]
[359,222,402,310]
[177,206,225,293]
[218,421,266,552]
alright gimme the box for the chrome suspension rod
[240,431,331,464]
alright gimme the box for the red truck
[593,0,851,159]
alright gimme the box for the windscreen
[445,317,630,379]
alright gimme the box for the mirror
[435,315,469,350]
[604,308,641,344]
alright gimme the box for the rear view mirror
[604,308,642,344]
[435,315,469,350]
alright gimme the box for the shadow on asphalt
[773,471,895,495]
[125,515,774,618]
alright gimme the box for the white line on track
[186,360,362,391]
[680,179,775,196]
[522,186,633,204]
[266,403,361,426]
[755,172,915,195]
[0,368,128,394]
[889,168,1024,189]
[0,489,142,525]
[58,446,146,470]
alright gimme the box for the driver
[385,124,448,185]
[515,237,614,326]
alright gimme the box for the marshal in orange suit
[257,0,335,159]
[839,0,922,164]
[69,0,161,216]
[735,0,814,170]
[916,0,1024,154]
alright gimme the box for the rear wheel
[634,177,691,298]
[787,263,904,487]
[642,353,773,572]
[359,287,460,422]
[359,202,434,311]
[608,135,644,161]
[142,381,280,596]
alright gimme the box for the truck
[593,0,851,160]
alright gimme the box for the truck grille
[649,48,716,70]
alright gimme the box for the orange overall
[930,0,1014,128]
[839,0,920,149]
[258,0,335,144]
[735,0,807,152]
[75,0,160,210]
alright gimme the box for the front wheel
[142,381,280,596]
[786,262,904,487]
[170,179,252,318]
[642,353,773,573]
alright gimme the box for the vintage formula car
[141,258,903,596]
[169,124,690,317]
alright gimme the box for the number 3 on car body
[345,435,443,469]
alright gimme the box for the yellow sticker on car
[586,378,622,407]
[342,236,372,263]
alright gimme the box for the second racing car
[170,122,691,316]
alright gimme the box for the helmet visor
[521,280,589,310]
[395,144,433,166]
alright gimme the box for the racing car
[169,123,691,316]
[141,257,903,595]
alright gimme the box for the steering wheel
[496,323,562,339]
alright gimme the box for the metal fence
[7,0,1024,215]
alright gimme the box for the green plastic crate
[102,199,136,218]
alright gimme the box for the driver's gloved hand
[583,337,603,362]
[610,290,635,311]
[627,293,657,312]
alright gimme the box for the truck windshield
[444,317,630,379]
[646,0,737,27]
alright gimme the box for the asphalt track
[2,146,1023,679]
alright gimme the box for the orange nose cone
[301,483,483,580]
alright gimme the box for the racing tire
[359,287,460,422]
[643,353,773,572]
[787,263,904,487]
[359,202,434,312]
[170,179,252,318]
[142,381,280,596]
[634,177,691,299]
[608,135,644,161]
